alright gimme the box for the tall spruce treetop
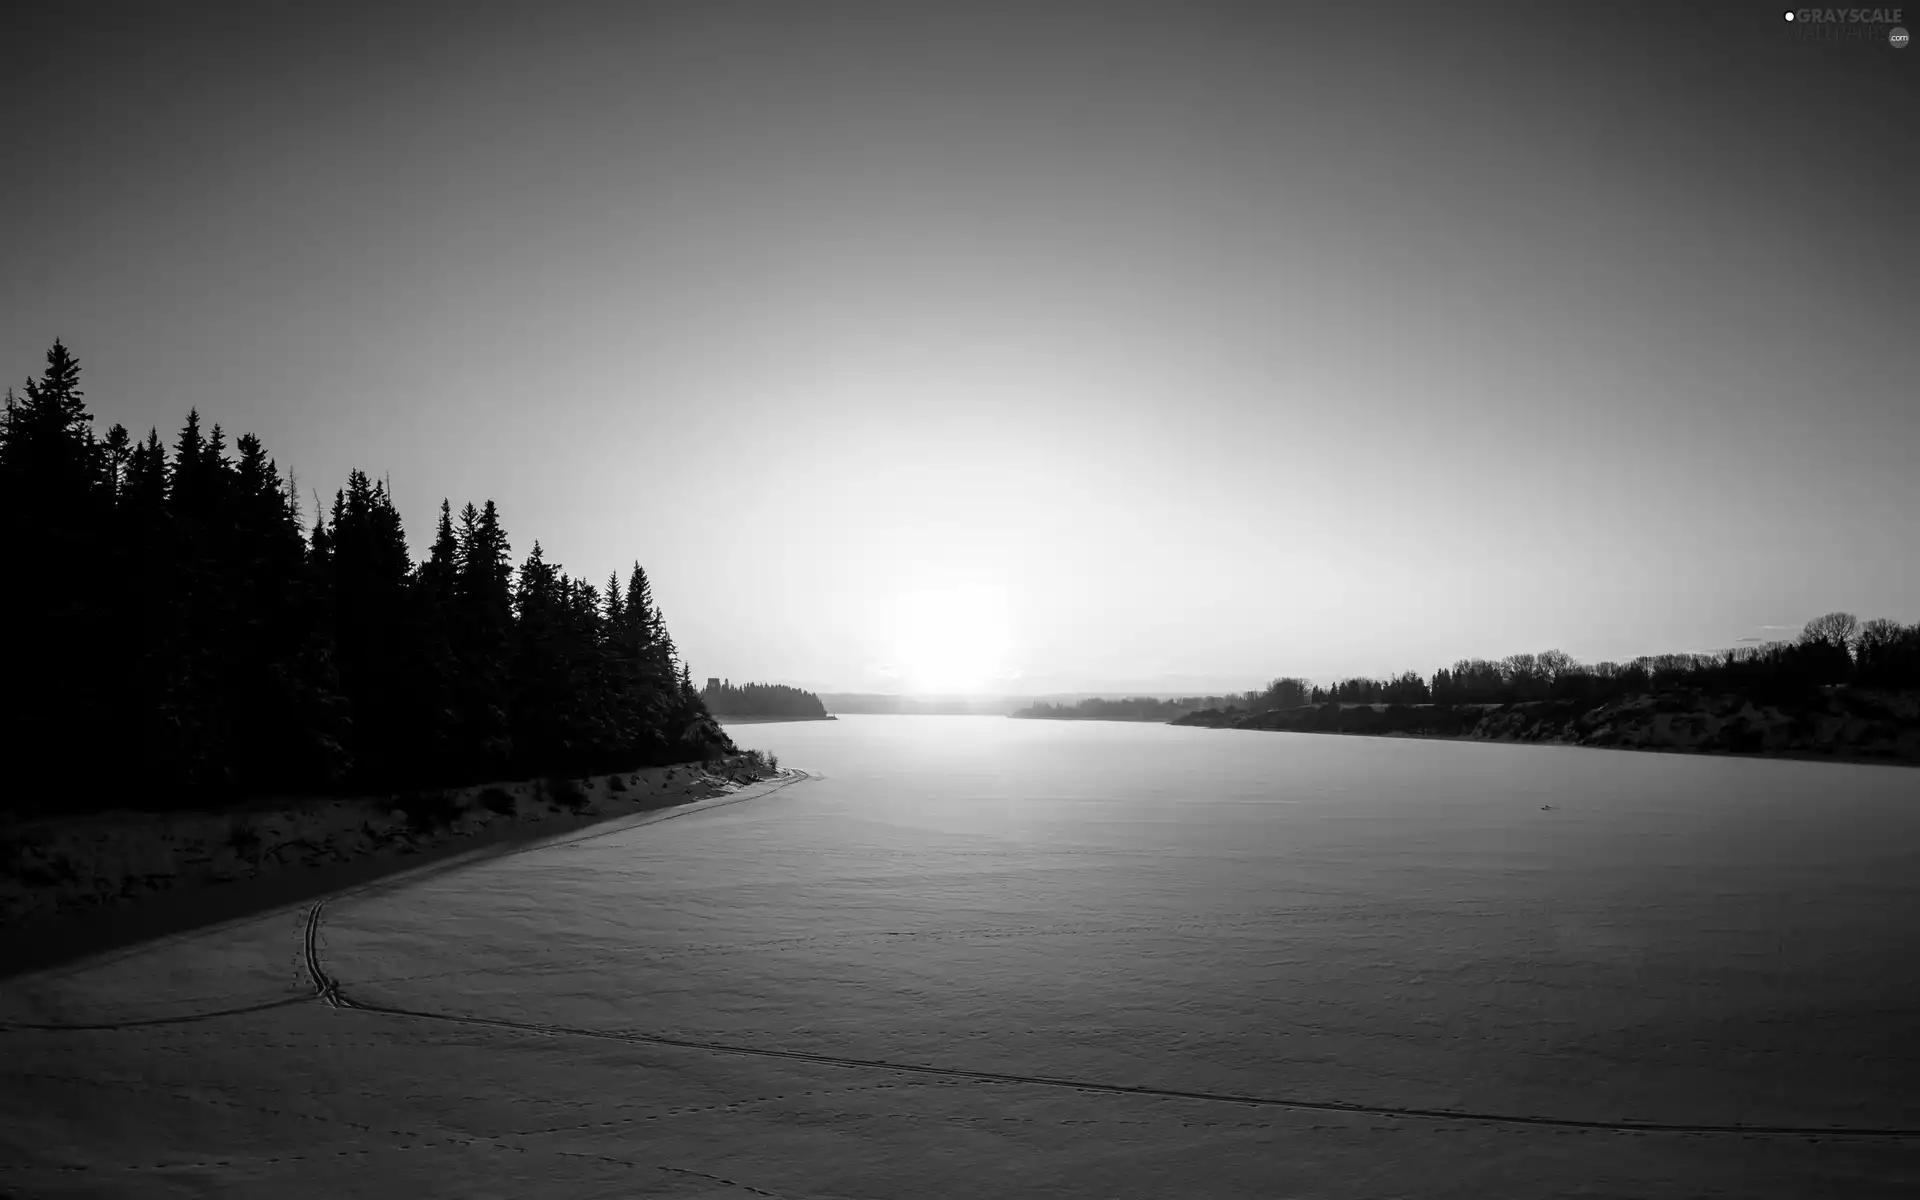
[1,340,93,500]
[652,606,681,681]
[327,470,413,591]
[629,560,668,645]
[604,573,624,626]
[11,340,88,439]
[423,499,458,588]
[477,500,512,592]
[171,409,208,514]
[456,500,514,606]
[310,503,331,564]
[100,423,131,497]
[515,540,558,614]
[234,434,280,516]
[123,428,168,512]
[230,433,286,565]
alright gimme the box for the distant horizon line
[720,626,1879,702]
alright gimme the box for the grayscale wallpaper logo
[1783,7,1910,42]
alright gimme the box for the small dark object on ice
[1540,804,1554,810]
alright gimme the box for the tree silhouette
[701,680,829,719]
[0,343,108,804]
[0,341,732,820]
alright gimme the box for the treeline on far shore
[1016,612,1920,725]
[1243,612,1919,712]
[700,680,830,720]
[0,341,732,820]
[1013,694,1263,722]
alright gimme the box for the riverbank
[1172,690,1920,765]
[0,755,784,938]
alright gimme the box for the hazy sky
[4,2,1914,694]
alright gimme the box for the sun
[882,578,1016,694]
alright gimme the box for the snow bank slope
[0,757,774,927]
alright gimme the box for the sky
[4,1,1915,695]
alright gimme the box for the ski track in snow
[9,730,1920,1199]
[13,765,1915,1142]
[3,770,823,1199]
[298,892,1920,1140]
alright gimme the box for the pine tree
[100,423,131,497]
[408,498,463,779]
[569,577,616,765]
[0,343,109,804]
[510,541,565,770]
[423,499,459,593]
[450,499,515,775]
[171,409,208,514]
[0,341,93,497]
[231,434,348,789]
[123,428,168,509]
[321,471,419,783]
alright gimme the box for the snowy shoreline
[0,756,782,933]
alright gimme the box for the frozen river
[5,715,1920,1196]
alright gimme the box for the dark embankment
[1174,690,1920,764]
[0,754,788,977]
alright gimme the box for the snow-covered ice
[5,716,1919,1197]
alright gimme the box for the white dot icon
[1784,10,1795,19]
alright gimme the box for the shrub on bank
[398,789,463,834]
[543,776,588,812]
